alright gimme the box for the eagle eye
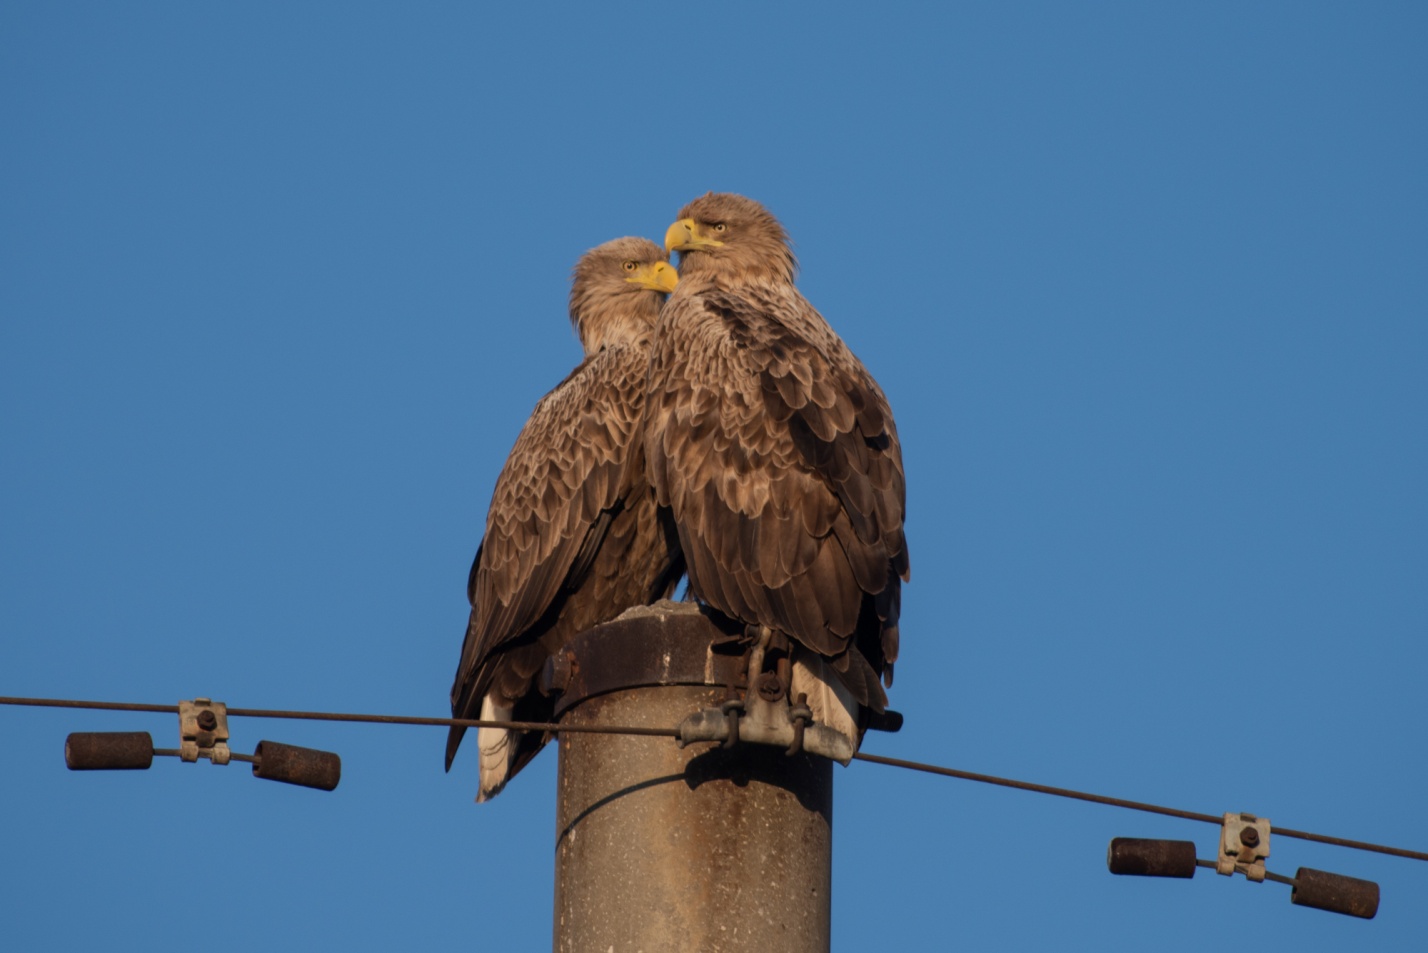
[712,222,727,232]
[622,260,638,272]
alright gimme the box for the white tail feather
[476,695,515,803]
[790,652,860,751]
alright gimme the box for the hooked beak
[625,259,679,294]
[664,217,723,253]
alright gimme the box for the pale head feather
[674,192,798,286]
[568,236,670,355]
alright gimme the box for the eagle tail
[475,694,516,803]
[790,651,861,751]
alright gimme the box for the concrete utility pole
[548,602,833,953]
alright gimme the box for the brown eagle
[647,193,908,746]
[447,237,684,801]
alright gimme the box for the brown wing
[646,285,908,710]
[447,342,679,771]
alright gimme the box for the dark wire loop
[719,698,743,749]
[786,692,810,757]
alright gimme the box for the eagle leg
[743,624,791,704]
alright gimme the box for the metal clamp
[179,697,232,765]
[1218,812,1271,882]
[64,697,341,791]
[674,634,854,764]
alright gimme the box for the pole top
[543,601,744,717]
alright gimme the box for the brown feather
[646,194,909,725]
[447,237,685,799]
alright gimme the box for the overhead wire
[0,695,679,736]
[4,694,1424,863]
[849,751,1428,862]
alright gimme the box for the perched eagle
[647,193,909,747]
[447,237,685,801]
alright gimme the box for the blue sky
[3,3,1425,950]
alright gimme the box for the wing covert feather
[451,344,649,722]
[646,283,908,708]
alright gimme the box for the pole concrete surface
[551,608,833,953]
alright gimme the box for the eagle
[447,237,685,801]
[647,193,909,747]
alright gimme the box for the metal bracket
[64,698,340,791]
[674,632,855,764]
[1218,812,1271,882]
[178,697,232,765]
[1106,835,1379,919]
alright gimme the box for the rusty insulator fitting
[1106,838,1198,878]
[1291,867,1379,919]
[252,741,341,791]
[65,732,155,771]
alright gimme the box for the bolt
[197,709,218,731]
[756,671,785,702]
[1240,826,1261,848]
[542,652,574,695]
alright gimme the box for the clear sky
[3,3,1425,951]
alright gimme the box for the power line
[5,694,1425,864]
[850,751,1428,863]
[0,695,678,737]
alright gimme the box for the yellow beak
[664,218,723,253]
[625,259,679,294]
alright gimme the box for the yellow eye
[712,223,726,232]
[623,260,638,271]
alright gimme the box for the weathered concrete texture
[554,684,833,953]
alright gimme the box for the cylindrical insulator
[251,741,341,791]
[1106,838,1198,878]
[1291,867,1379,919]
[65,732,154,770]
